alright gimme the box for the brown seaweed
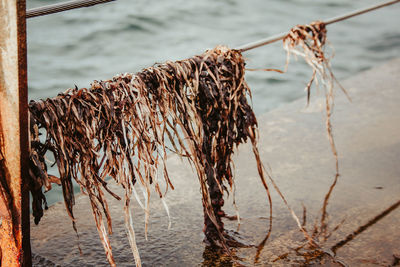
[254,22,351,262]
[274,199,400,266]
[28,46,271,266]
[283,21,350,174]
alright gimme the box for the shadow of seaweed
[202,246,235,267]
[270,173,400,266]
[331,199,400,253]
[202,228,254,267]
[202,245,250,267]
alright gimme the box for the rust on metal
[0,0,31,266]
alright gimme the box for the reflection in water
[253,171,342,265]
[204,169,400,266]
[202,229,253,266]
[331,199,400,253]
[319,173,340,241]
[271,171,400,266]
[202,246,236,267]
[253,228,270,264]
[254,172,345,266]
[290,198,400,266]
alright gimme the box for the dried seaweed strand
[254,22,351,265]
[283,21,348,175]
[28,46,270,266]
[253,22,349,262]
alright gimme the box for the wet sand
[31,58,400,266]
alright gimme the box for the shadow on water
[251,173,345,266]
[202,246,239,267]
[331,199,400,252]
[202,228,254,266]
[283,198,400,266]
[206,171,400,267]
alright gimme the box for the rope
[237,0,400,52]
[26,0,116,19]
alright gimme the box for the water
[27,0,400,114]
[30,58,400,266]
[26,1,400,265]
[26,0,400,205]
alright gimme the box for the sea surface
[26,0,399,212]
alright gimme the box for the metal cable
[237,0,400,52]
[26,0,116,19]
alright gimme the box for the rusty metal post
[0,0,31,266]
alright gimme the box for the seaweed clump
[28,46,270,266]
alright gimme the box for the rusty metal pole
[0,0,31,266]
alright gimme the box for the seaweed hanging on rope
[252,22,352,262]
[283,21,350,174]
[28,46,272,267]
[282,21,353,243]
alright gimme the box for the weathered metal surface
[26,0,116,19]
[0,0,31,266]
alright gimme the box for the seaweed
[28,46,271,266]
[253,22,351,263]
[283,21,350,174]
[27,21,352,266]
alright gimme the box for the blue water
[26,0,400,205]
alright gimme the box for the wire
[237,0,400,52]
[26,0,116,19]
[324,0,400,25]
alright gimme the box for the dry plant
[283,20,350,174]
[27,21,352,267]
[272,197,400,266]
[28,46,272,267]
[273,22,350,257]
[253,22,351,263]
